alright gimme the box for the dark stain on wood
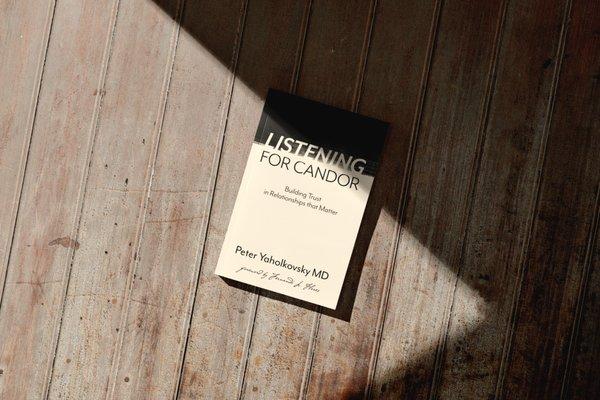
[48,236,80,250]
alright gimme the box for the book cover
[215,89,389,309]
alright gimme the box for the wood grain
[239,1,377,398]
[0,0,55,301]
[436,0,570,398]
[177,1,309,398]
[0,0,119,398]
[304,0,439,398]
[108,0,247,398]
[45,0,182,398]
[498,0,600,397]
[563,200,600,399]
[370,0,507,397]
[1,0,599,398]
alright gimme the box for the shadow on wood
[146,0,600,399]
[144,0,511,394]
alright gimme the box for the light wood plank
[107,0,247,398]
[46,0,183,398]
[0,0,55,300]
[436,0,570,398]
[239,1,377,398]
[370,0,506,397]
[177,0,310,398]
[498,0,600,397]
[0,0,119,398]
[304,0,439,398]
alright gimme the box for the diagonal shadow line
[146,0,491,373]
[139,0,575,399]
[142,2,489,399]
[146,0,481,320]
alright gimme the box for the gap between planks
[427,0,510,396]
[492,0,574,396]
[171,0,252,398]
[365,0,444,397]
[103,1,187,398]
[560,182,600,398]
[39,0,123,398]
[0,0,57,308]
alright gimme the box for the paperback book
[215,89,388,309]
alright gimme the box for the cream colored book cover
[215,89,388,309]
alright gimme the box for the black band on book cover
[254,89,389,177]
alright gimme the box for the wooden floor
[1,0,599,398]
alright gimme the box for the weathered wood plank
[436,0,570,398]
[304,0,439,398]
[1,1,597,397]
[370,0,506,397]
[0,0,119,398]
[177,0,310,398]
[46,0,183,398]
[498,0,600,397]
[106,0,247,398]
[0,0,55,300]
[563,198,600,399]
[238,1,377,398]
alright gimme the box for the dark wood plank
[498,0,600,397]
[436,0,570,398]
[370,0,506,397]
[177,1,310,398]
[304,0,439,398]
[294,0,375,108]
[563,197,600,399]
